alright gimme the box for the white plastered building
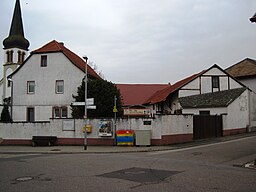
[9,40,100,122]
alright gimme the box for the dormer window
[41,55,47,67]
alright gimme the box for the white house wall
[201,76,212,94]
[220,76,229,90]
[5,68,13,98]
[182,107,227,115]
[249,91,256,128]
[179,90,200,97]
[240,78,256,92]
[224,90,249,130]
[229,79,243,89]
[0,83,3,103]
[12,52,84,121]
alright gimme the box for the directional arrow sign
[87,105,96,109]
[72,98,94,106]
[72,102,85,106]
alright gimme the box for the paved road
[0,136,255,192]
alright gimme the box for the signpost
[113,96,117,145]
[72,97,96,150]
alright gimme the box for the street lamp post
[83,56,88,150]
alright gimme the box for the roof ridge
[55,40,63,51]
[226,57,256,70]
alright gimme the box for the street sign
[71,102,85,106]
[87,105,96,109]
[71,98,94,106]
[86,98,94,105]
[124,108,151,116]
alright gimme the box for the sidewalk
[0,132,255,154]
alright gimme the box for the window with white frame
[27,81,35,94]
[55,80,64,94]
[53,106,68,118]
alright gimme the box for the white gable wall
[12,52,84,121]
[179,66,243,98]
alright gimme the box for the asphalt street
[0,136,255,192]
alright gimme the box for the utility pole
[113,95,117,145]
[83,56,88,150]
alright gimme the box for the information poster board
[99,121,112,137]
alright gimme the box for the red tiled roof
[32,40,101,79]
[116,84,170,106]
[144,71,205,104]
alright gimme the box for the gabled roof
[179,87,246,108]
[144,70,205,104]
[32,40,101,79]
[226,58,256,79]
[116,84,170,106]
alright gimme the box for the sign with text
[124,108,151,116]
[87,105,96,109]
[71,98,94,106]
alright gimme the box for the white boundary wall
[0,115,193,141]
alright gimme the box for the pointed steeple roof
[3,0,30,50]
[250,12,256,23]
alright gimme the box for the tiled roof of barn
[179,87,246,108]
[116,84,170,106]
[144,70,205,105]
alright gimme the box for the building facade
[226,58,256,129]
[9,40,100,122]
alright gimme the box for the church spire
[3,0,30,50]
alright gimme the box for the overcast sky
[0,0,256,84]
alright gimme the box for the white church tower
[0,0,30,104]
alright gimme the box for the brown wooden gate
[193,115,223,140]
